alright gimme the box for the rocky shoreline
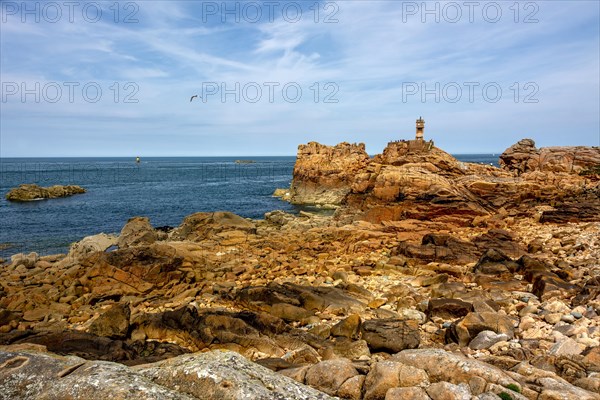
[1,138,599,399]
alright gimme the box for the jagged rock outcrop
[500,139,600,174]
[5,184,86,201]
[290,142,371,205]
[287,139,600,225]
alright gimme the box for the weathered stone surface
[364,360,429,400]
[88,303,130,339]
[468,330,510,350]
[304,358,359,396]
[330,314,361,339]
[360,319,420,353]
[474,249,518,275]
[269,303,314,322]
[338,374,365,400]
[5,184,86,201]
[118,217,158,248]
[385,387,431,400]
[237,283,366,315]
[392,349,521,389]
[290,142,371,205]
[548,337,586,357]
[450,312,515,347]
[68,233,118,260]
[136,350,335,399]
[1,331,134,361]
[0,309,22,332]
[0,348,336,400]
[170,211,256,242]
[332,338,371,360]
[426,382,471,400]
[427,299,473,320]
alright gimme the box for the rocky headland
[1,137,599,399]
[5,184,86,202]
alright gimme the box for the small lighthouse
[415,117,425,141]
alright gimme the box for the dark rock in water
[360,319,420,353]
[0,243,14,251]
[5,184,85,201]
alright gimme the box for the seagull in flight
[190,95,198,102]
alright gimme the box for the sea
[0,154,498,259]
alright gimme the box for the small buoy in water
[135,156,140,164]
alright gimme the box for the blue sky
[1,0,599,156]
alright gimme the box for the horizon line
[0,152,503,159]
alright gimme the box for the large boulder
[118,217,158,248]
[304,358,360,396]
[449,312,515,347]
[170,212,256,242]
[392,349,521,390]
[5,184,85,201]
[360,319,420,353]
[67,233,118,260]
[0,348,336,399]
[363,360,429,400]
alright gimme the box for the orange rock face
[290,142,371,205]
[500,138,600,174]
[289,138,600,226]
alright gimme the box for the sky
[0,0,599,157]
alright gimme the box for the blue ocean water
[0,155,498,258]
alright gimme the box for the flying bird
[190,95,198,102]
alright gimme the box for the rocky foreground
[5,184,86,202]
[1,139,599,399]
